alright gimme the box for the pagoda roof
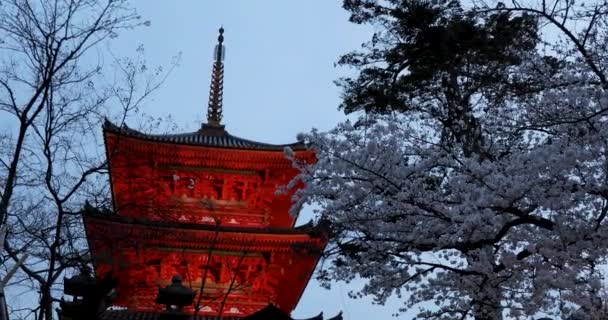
[84,213,327,253]
[84,212,324,237]
[104,120,307,151]
[98,304,343,320]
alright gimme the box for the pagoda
[83,28,337,320]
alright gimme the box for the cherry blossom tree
[291,0,608,319]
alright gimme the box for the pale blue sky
[108,1,412,319]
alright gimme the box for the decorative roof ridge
[84,212,326,237]
[103,118,307,151]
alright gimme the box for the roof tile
[103,120,306,151]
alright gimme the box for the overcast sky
[106,1,415,319]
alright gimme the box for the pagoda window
[235,264,249,284]
[244,182,259,204]
[160,175,177,196]
[261,252,271,264]
[207,261,223,283]
[231,181,245,201]
[212,178,224,200]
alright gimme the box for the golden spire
[207,27,225,127]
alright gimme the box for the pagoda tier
[84,27,330,319]
[85,213,326,316]
[104,121,315,228]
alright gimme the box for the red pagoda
[83,28,337,320]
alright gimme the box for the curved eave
[103,119,308,151]
[85,212,327,237]
[84,213,328,255]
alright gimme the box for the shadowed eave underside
[83,211,326,238]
